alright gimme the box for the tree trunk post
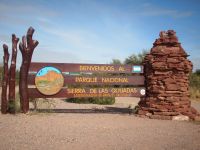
[1,44,10,114]
[19,27,39,113]
[8,34,19,114]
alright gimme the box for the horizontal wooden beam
[29,62,143,73]
[28,87,146,98]
[28,74,144,86]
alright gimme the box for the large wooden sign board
[1,27,146,114]
[28,62,145,98]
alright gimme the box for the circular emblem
[35,66,64,95]
[140,89,146,96]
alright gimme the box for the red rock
[163,78,176,84]
[153,111,180,116]
[137,30,199,120]
[167,58,180,63]
[190,107,198,115]
[137,110,149,115]
[194,116,200,121]
[166,84,179,91]
[150,115,172,120]
[152,62,168,69]
[154,71,172,75]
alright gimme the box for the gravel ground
[0,97,200,150]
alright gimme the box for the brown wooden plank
[29,62,143,73]
[28,74,144,85]
[28,87,145,98]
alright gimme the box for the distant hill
[35,70,63,82]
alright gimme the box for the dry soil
[0,97,200,150]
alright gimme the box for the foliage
[65,97,115,105]
[189,70,200,100]
[189,71,200,89]
[111,59,122,65]
[124,50,148,65]
[195,69,200,75]
[29,98,56,111]
[8,92,21,113]
[190,87,200,100]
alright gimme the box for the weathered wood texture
[28,74,144,85]
[1,44,10,114]
[28,87,145,98]
[29,62,144,73]
[19,27,39,113]
[8,34,19,113]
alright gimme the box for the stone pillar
[138,30,200,120]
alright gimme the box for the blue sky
[0,0,200,71]
[37,67,61,76]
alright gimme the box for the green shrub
[8,92,21,113]
[190,87,200,100]
[189,71,200,101]
[189,73,200,89]
[65,97,115,105]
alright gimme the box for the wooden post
[8,34,19,113]
[19,27,39,113]
[1,44,10,114]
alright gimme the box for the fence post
[8,34,19,113]
[19,27,39,113]
[1,44,10,114]
[138,30,200,120]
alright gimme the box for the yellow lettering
[90,88,97,93]
[111,88,137,94]
[79,65,115,72]
[119,66,125,71]
[67,88,86,94]
[75,77,97,83]
[98,88,108,94]
[102,77,128,83]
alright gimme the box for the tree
[124,50,148,65]
[195,69,200,75]
[111,59,122,65]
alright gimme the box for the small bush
[30,98,56,110]
[189,72,200,101]
[65,97,115,105]
[8,92,21,113]
[190,87,200,100]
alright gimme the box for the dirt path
[0,113,200,150]
[0,97,200,150]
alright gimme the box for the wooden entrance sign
[1,27,146,114]
[28,62,145,98]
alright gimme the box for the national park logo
[35,67,64,95]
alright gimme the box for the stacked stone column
[138,30,200,120]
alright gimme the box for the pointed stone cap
[152,30,188,56]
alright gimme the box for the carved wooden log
[19,27,39,113]
[1,44,10,114]
[8,34,19,113]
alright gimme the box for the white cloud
[0,2,59,27]
[0,34,11,43]
[0,2,58,17]
[191,58,200,71]
[138,3,193,18]
[39,24,146,63]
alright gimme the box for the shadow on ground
[29,107,133,114]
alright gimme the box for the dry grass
[190,87,200,101]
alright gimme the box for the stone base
[137,30,200,122]
[137,107,200,121]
